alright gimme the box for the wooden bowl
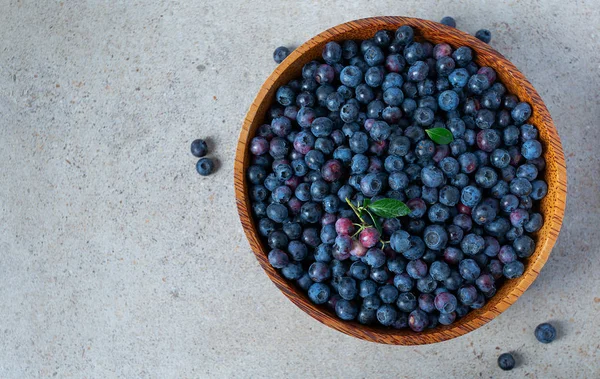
[234,16,567,345]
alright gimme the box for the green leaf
[362,198,371,207]
[425,127,454,145]
[367,198,411,218]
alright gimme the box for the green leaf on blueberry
[367,198,411,218]
[425,127,454,145]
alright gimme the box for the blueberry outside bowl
[234,16,567,345]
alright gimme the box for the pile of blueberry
[249,23,547,332]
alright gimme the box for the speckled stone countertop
[0,1,598,377]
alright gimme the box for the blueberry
[308,282,331,304]
[299,202,322,224]
[490,149,510,168]
[438,90,460,111]
[364,45,385,66]
[322,41,342,64]
[424,225,448,250]
[498,353,516,371]
[417,275,438,293]
[475,29,492,44]
[359,279,378,298]
[281,262,304,280]
[534,322,557,344]
[461,185,482,208]
[422,186,439,205]
[378,284,399,304]
[335,299,358,320]
[370,121,392,141]
[360,173,384,197]
[191,139,208,157]
[396,292,417,313]
[376,304,398,326]
[443,270,464,291]
[510,178,533,196]
[404,42,424,65]
[364,248,386,268]
[273,46,290,64]
[421,165,444,187]
[408,61,429,82]
[337,276,358,300]
[370,267,389,283]
[349,261,369,281]
[440,16,456,27]
[357,308,377,325]
[395,25,414,45]
[406,258,428,279]
[408,309,429,332]
[413,107,435,126]
[461,233,485,256]
[459,258,481,281]
[521,124,539,140]
[383,87,404,106]
[196,158,215,176]
[268,249,290,269]
[503,260,524,279]
[365,66,385,87]
[525,213,543,233]
[511,102,532,124]
[457,284,478,306]
[452,46,472,67]
[521,139,543,160]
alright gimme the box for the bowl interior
[234,16,567,345]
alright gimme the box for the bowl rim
[234,16,567,345]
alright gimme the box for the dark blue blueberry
[498,245,517,264]
[407,61,429,82]
[393,272,414,292]
[191,139,208,158]
[337,276,358,300]
[404,42,424,65]
[364,248,386,268]
[467,74,490,95]
[359,279,378,298]
[430,261,451,281]
[299,201,322,224]
[314,137,334,155]
[517,163,538,181]
[436,56,456,77]
[349,261,369,281]
[258,218,276,237]
[296,107,316,129]
[475,109,496,130]
[459,258,481,281]
[357,308,377,325]
[510,177,532,196]
[490,149,510,168]
[287,240,307,260]
[331,259,349,278]
[385,54,406,73]
[301,77,318,92]
[308,261,331,283]
[266,203,288,223]
[511,102,532,124]
[474,167,498,189]
[484,217,511,238]
[376,304,398,326]
[362,294,381,310]
[423,225,448,250]
[268,249,289,269]
[420,165,443,188]
[472,201,497,226]
[364,45,385,66]
[341,40,358,60]
[524,213,543,233]
[503,260,524,279]
[355,83,375,104]
[436,185,459,208]
[498,353,516,371]
[378,284,399,304]
[413,107,435,126]
[521,139,543,160]
[382,72,404,91]
[513,235,535,258]
[418,293,436,313]
[461,233,485,256]
[382,87,404,107]
[440,16,456,27]
[280,263,304,282]
[451,173,469,189]
[370,120,392,141]
[396,292,417,313]
[521,124,539,140]
[408,309,429,332]
[340,65,363,88]
[406,258,428,279]
[296,273,313,291]
[250,184,268,202]
[271,185,292,203]
[274,163,293,182]
[370,267,389,283]
[360,173,384,197]
[365,66,385,87]
[457,284,478,306]
[434,292,457,314]
[443,270,464,291]
[350,154,368,175]
[314,64,335,84]
[438,90,460,111]
[422,186,439,204]
[461,185,482,207]
[322,41,342,64]
[535,323,557,344]
[474,29,492,43]
[395,25,414,45]
[295,182,311,202]
[314,243,333,263]
[414,271,438,293]
[308,282,331,304]
[349,56,370,73]
[335,299,358,320]
[196,157,215,176]
[296,91,315,108]
[276,86,296,107]
[452,46,473,67]
[273,46,290,64]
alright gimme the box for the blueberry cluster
[191,139,215,176]
[250,25,547,331]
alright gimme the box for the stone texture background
[0,0,598,377]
